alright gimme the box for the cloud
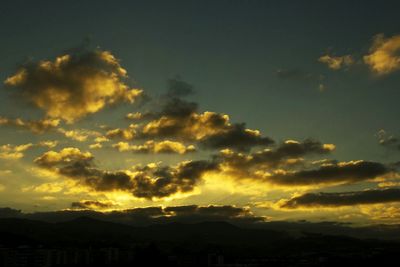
[110,109,274,151]
[4,48,143,123]
[140,111,273,151]
[265,160,390,186]
[94,136,109,143]
[0,116,60,134]
[34,148,218,199]
[377,129,400,151]
[360,203,400,222]
[0,142,53,160]
[34,147,94,167]
[114,206,165,218]
[199,123,273,151]
[129,160,218,199]
[364,34,400,75]
[0,205,263,225]
[71,200,115,210]
[89,143,103,149]
[214,139,335,178]
[318,54,354,70]
[57,128,101,142]
[160,205,263,224]
[34,148,135,193]
[23,182,64,193]
[280,188,400,209]
[38,140,58,148]
[112,140,195,154]
[165,204,251,218]
[125,112,143,120]
[106,124,137,141]
[165,77,195,98]
[0,143,34,159]
[113,84,273,151]
[41,139,341,196]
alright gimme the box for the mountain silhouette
[1,217,400,266]
[0,217,287,247]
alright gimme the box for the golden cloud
[364,34,400,74]
[57,128,101,142]
[0,143,54,160]
[4,49,143,123]
[360,203,400,222]
[318,54,354,70]
[112,140,195,154]
[34,147,93,167]
[24,182,64,193]
[106,124,137,140]
[89,143,103,149]
[142,111,230,140]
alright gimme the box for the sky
[1,0,400,225]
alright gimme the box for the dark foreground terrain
[0,217,399,267]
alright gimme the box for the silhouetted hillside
[0,217,287,247]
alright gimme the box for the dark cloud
[280,188,400,208]
[378,130,400,151]
[381,138,400,150]
[124,78,197,123]
[0,116,60,134]
[71,200,114,210]
[166,78,195,98]
[267,160,390,186]
[213,139,335,180]
[268,139,335,159]
[200,123,274,151]
[130,160,219,199]
[34,148,217,199]
[86,171,134,192]
[4,48,142,123]
[0,205,262,226]
[166,205,247,217]
[159,97,198,119]
[216,139,334,170]
[117,207,164,217]
[162,205,262,224]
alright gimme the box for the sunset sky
[1,0,400,225]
